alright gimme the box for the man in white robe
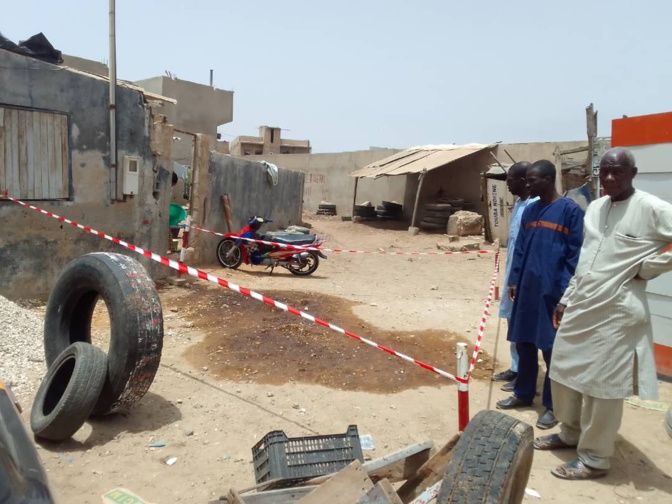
[535,147,672,480]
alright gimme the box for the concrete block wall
[244,149,405,216]
[193,153,305,265]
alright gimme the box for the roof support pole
[351,176,359,219]
[410,170,427,230]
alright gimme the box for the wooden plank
[25,111,35,199]
[226,488,246,504]
[33,112,44,199]
[18,109,28,198]
[236,486,318,504]
[40,112,50,198]
[4,108,12,194]
[396,434,460,504]
[297,460,374,504]
[0,108,5,191]
[357,479,404,504]
[365,441,433,483]
[408,482,440,504]
[51,113,63,199]
[60,114,69,198]
[9,109,20,197]
[301,441,434,487]
[236,479,284,495]
[44,111,58,199]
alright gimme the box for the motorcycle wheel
[287,252,319,276]
[217,239,243,269]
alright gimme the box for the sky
[4,1,672,153]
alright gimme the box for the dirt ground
[19,214,672,503]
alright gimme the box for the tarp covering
[0,31,63,65]
[350,143,496,179]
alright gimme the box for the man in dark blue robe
[496,160,584,429]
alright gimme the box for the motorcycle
[216,216,327,276]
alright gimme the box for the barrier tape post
[456,342,469,431]
[177,215,191,278]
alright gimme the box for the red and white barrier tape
[2,192,465,384]
[190,224,496,256]
[467,251,500,378]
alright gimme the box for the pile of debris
[212,410,534,504]
[316,202,337,216]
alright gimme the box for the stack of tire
[30,253,164,442]
[316,202,337,216]
[354,202,377,219]
[376,201,403,221]
[419,199,464,231]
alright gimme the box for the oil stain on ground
[178,283,492,394]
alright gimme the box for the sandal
[551,459,608,480]
[534,433,577,450]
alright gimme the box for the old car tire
[425,203,452,211]
[419,220,445,230]
[423,216,449,225]
[31,342,108,441]
[436,410,533,504]
[44,252,164,415]
[424,210,452,218]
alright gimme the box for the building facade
[230,126,311,156]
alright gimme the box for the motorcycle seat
[260,233,317,246]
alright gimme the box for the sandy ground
[17,215,672,503]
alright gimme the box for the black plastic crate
[252,425,364,485]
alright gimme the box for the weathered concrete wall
[193,153,305,265]
[245,149,404,215]
[62,54,109,77]
[134,76,233,135]
[0,50,172,300]
[495,141,587,167]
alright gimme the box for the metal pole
[108,0,118,201]
[456,342,469,431]
[177,215,191,278]
[210,69,214,88]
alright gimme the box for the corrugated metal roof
[350,143,496,179]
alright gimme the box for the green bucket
[169,203,187,227]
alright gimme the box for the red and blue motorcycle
[216,216,327,276]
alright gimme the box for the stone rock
[447,211,484,237]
